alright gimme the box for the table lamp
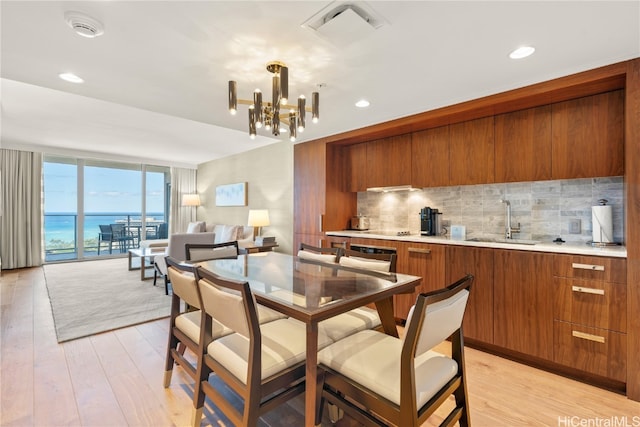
[248,209,270,238]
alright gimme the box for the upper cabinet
[495,105,552,182]
[551,90,624,179]
[346,143,368,192]
[340,90,625,192]
[449,116,495,185]
[366,135,412,188]
[411,126,450,188]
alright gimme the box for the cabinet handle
[572,330,605,344]
[571,286,605,296]
[408,247,431,254]
[319,214,324,232]
[572,262,604,271]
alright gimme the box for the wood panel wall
[625,58,640,401]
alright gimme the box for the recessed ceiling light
[59,73,84,83]
[509,46,535,59]
[355,99,370,108]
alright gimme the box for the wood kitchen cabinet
[294,141,355,251]
[394,241,445,320]
[551,90,624,179]
[411,126,450,188]
[346,143,368,192]
[366,135,412,188]
[445,245,494,344]
[449,116,495,185]
[552,255,627,382]
[495,105,552,183]
[493,250,554,361]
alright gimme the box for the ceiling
[1,1,639,168]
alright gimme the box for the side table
[239,242,279,254]
[128,247,165,281]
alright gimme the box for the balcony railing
[44,213,167,262]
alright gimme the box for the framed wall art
[215,182,247,206]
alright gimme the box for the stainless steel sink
[466,237,539,245]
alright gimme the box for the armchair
[153,232,216,295]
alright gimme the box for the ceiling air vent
[64,11,104,38]
[302,2,387,45]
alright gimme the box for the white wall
[196,141,294,254]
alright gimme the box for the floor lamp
[181,194,201,228]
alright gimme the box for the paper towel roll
[592,205,613,243]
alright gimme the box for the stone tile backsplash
[356,177,624,244]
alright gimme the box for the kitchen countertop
[326,230,627,258]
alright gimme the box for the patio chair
[110,223,135,252]
[97,224,116,254]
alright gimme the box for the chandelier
[228,61,319,142]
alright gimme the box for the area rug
[44,258,170,342]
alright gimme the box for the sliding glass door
[43,156,170,262]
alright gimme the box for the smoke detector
[65,11,104,38]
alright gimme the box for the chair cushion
[297,250,336,263]
[188,245,238,262]
[256,304,288,323]
[207,318,333,384]
[319,307,381,341]
[318,329,458,407]
[175,310,233,343]
[167,232,216,260]
[406,290,469,354]
[338,256,391,273]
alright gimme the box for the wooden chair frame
[163,256,204,387]
[317,274,474,427]
[191,267,306,427]
[299,242,342,257]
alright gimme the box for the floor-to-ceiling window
[43,156,170,262]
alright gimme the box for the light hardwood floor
[2,266,639,427]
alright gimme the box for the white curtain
[0,149,43,269]
[170,167,197,234]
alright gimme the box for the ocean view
[45,212,165,246]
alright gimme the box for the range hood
[366,185,420,193]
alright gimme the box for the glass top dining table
[196,251,422,427]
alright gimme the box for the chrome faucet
[500,199,521,239]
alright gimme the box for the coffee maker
[420,207,441,236]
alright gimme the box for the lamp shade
[247,209,270,227]
[181,194,201,207]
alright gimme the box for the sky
[43,161,166,214]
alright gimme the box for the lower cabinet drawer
[554,321,626,382]
[553,277,627,333]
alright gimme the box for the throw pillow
[186,221,206,233]
[214,225,239,243]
